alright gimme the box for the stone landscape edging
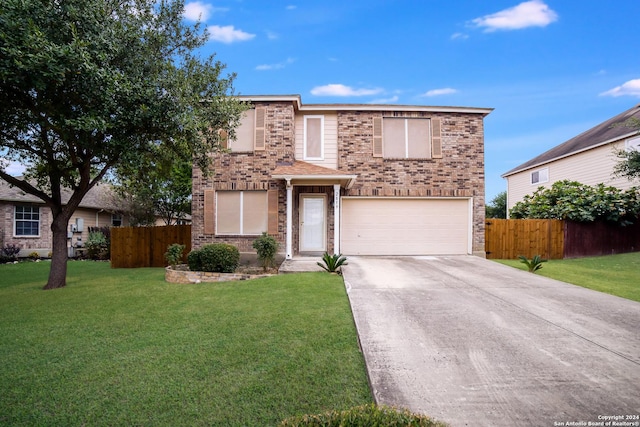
[165,265,274,284]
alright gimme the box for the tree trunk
[43,213,71,290]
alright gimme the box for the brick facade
[191,97,488,257]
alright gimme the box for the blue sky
[6,1,640,201]
[181,0,640,201]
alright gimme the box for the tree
[510,180,640,224]
[486,191,507,219]
[614,117,640,181]
[0,0,246,289]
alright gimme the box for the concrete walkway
[342,256,640,427]
[278,257,325,273]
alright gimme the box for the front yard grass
[0,261,372,426]
[494,251,640,302]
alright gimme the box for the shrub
[279,403,447,427]
[165,243,186,268]
[252,232,279,271]
[86,231,108,260]
[2,243,21,260]
[317,252,348,274]
[28,251,40,261]
[187,243,239,273]
[518,254,547,273]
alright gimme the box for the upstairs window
[304,115,324,160]
[531,168,549,185]
[223,107,266,152]
[372,117,442,159]
[14,205,40,236]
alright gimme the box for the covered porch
[272,161,357,260]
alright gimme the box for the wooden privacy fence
[485,219,564,260]
[485,219,640,259]
[111,225,191,268]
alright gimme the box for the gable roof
[502,104,640,177]
[272,161,357,189]
[0,179,124,211]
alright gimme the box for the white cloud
[256,58,295,71]
[599,79,640,97]
[286,5,297,10]
[310,84,383,97]
[183,2,228,22]
[266,31,279,40]
[369,96,399,104]
[422,88,458,97]
[451,32,469,40]
[207,25,255,43]
[471,0,558,32]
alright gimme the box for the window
[112,214,123,227]
[224,107,266,152]
[216,191,268,235]
[381,118,431,159]
[304,115,324,160]
[531,168,549,184]
[14,206,40,236]
[625,136,640,151]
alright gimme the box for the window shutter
[431,118,443,159]
[218,129,229,149]
[254,107,266,150]
[204,190,215,234]
[372,117,383,157]
[267,189,278,235]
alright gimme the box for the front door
[300,195,326,252]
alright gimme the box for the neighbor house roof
[0,179,124,211]
[502,104,640,177]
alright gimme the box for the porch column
[333,184,340,255]
[286,179,293,259]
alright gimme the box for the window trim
[381,117,432,160]
[303,115,324,160]
[215,190,268,236]
[530,167,549,185]
[14,205,41,237]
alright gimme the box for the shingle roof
[272,160,354,177]
[502,104,640,177]
[0,178,125,211]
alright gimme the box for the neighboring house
[0,180,129,257]
[503,104,640,213]
[192,95,491,258]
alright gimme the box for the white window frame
[215,191,268,236]
[625,136,640,151]
[14,205,40,237]
[530,167,549,185]
[303,115,324,160]
[382,117,432,159]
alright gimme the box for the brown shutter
[372,117,383,157]
[218,129,229,149]
[204,189,215,234]
[431,118,443,159]
[254,107,266,150]
[267,189,278,235]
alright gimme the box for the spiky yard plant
[518,254,548,273]
[317,252,348,274]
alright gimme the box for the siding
[295,112,338,169]
[506,141,636,212]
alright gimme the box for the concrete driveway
[342,256,640,427]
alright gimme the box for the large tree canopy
[0,0,245,289]
[486,191,507,219]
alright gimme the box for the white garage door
[341,198,470,255]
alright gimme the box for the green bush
[252,232,279,271]
[86,231,108,260]
[164,243,186,267]
[187,243,239,273]
[279,404,448,427]
[518,254,547,273]
[317,252,348,274]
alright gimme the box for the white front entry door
[300,196,326,252]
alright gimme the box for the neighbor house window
[304,115,324,160]
[625,136,640,151]
[216,191,267,235]
[14,205,40,236]
[382,118,431,159]
[531,168,549,184]
[112,214,123,227]
[224,107,266,152]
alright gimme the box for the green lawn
[0,261,372,426]
[494,252,640,302]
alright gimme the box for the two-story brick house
[192,95,492,259]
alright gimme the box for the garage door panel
[341,198,469,255]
